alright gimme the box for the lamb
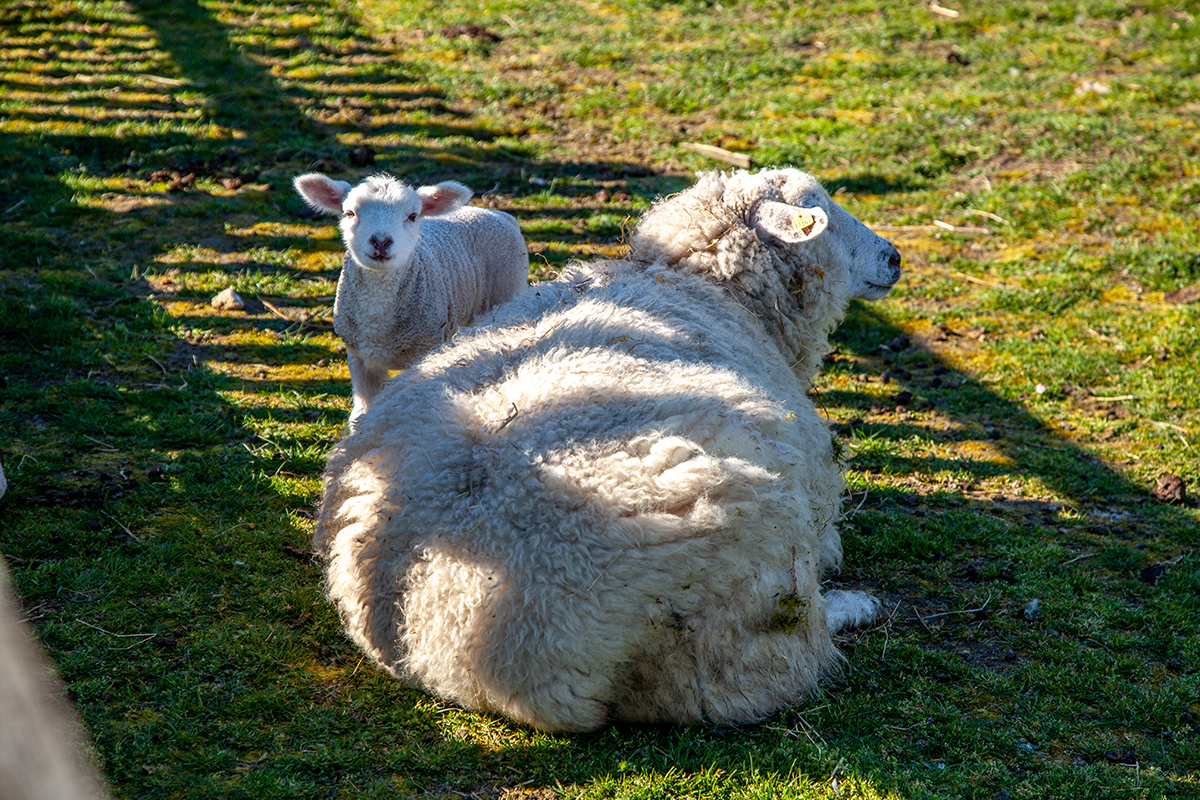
[314,167,902,732]
[294,172,529,423]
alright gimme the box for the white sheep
[314,167,901,732]
[294,172,529,423]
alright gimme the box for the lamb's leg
[824,589,882,632]
[346,350,388,425]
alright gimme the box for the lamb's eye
[407,212,418,223]
[343,209,355,219]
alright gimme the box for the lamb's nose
[369,234,393,251]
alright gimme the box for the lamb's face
[293,173,473,275]
[339,176,424,273]
[751,169,902,302]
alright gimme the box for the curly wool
[631,169,855,381]
[315,168,897,732]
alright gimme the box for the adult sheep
[314,168,902,732]
[295,172,529,424]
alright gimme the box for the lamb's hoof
[825,589,882,633]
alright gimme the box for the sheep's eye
[343,209,355,219]
[407,212,418,223]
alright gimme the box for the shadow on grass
[7,281,1190,799]
[1,1,1197,799]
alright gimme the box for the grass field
[1,1,1198,798]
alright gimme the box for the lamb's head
[294,173,472,272]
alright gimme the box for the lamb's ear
[418,181,472,217]
[294,173,353,215]
[751,200,829,244]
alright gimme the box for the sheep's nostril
[886,248,902,281]
[369,235,393,251]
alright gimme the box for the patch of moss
[767,592,811,635]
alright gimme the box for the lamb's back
[416,205,528,320]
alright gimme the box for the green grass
[1,1,1198,798]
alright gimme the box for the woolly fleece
[315,168,900,732]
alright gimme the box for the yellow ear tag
[792,210,817,236]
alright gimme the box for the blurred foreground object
[1,469,112,800]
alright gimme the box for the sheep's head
[630,168,901,374]
[743,168,901,302]
[632,168,901,305]
[294,173,472,273]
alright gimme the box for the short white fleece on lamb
[294,172,528,423]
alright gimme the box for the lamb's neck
[342,255,421,320]
[333,254,433,360]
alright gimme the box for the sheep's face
[748,169,902,302]
[339,177,430,272]
[294,173,472,274]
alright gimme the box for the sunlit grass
[0,1,1197,798]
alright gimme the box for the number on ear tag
[792,210,818,237]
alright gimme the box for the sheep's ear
[751,201,829,244]
[418,181,472,217]
[294,173,353,215]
